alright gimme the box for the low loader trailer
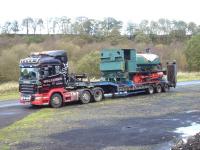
[19,49,177,108]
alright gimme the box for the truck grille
[20,84,37,94]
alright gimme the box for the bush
[76,51,100,78]
[185,34,200,71]
[0,44,29,81]
[0,81,18,94]
[0,34,197,82]
[24,35,45,44]
[0,44,43,81]
[135,32,151,43]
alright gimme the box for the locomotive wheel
[50,93,63,108]
[93,88,103,102]
[147,85,154,94]
[162,84,170,92]
[80,90,91,104]
[155,84,162,93]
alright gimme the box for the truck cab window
[55,66,60,74]
[49,66,59,76]
[40,66,60,78]
[40,67,49,78]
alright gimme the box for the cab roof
[20,50,67,67]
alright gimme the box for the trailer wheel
[80,90,91,104]
[50,93,63,108]
[147,85,154,94]
[162,84,170,92]
[93,88,103,102]
[155,84,162,93]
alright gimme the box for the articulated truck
[19,49,176,108]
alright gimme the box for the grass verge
[0,82,19,101]
[0,91,19,101]
[0,108,55,149]
[177,72,200,82]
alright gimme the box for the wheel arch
[47,88,65,104]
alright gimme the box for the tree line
[1,17,200,40]
[1,17,200,81]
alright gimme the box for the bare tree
[22,17,33,35]
[59,16,71,34]
[90,20,102,36]
[52,17,60,34]
[126,22,137,39]
[37,18,44,34]
[139,20,149,34]
[83,19,94,35]
[32,18,39,35]
[46,18,52,35]
[101,17,122,36]
[187,22,198,35]
[73,17,88,35]
[11,20,20,34]
[149,21,159,34]
[1,21,12,34]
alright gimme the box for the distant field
[0,72,199,101]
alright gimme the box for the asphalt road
[0,101,37,129]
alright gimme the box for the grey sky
[0,0,200,24]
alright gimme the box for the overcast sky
[0,0,200,24]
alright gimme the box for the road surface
[0,101,37,128]
[0,80,200,150]
[0,80,199,129]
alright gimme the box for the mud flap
[167,61,177,88]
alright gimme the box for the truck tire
[147,85,154,94]
[80,90,91,104]
[162,84,170,92]
[93,87,103,102]
[50,93,63,108]
[155,84,162,93]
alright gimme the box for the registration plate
[22,94,32,101]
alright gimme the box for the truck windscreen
[20,68,39,80]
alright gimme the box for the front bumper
[20,93,49,105]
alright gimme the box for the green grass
[0,82,19,101]
[0,91,19,101]
[177,72,200,82]
[0,108,54,148]
[0,82,18,92]
[0,144,10,150]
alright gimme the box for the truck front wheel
[93,87,103,102]
[50,93,63,108]
[80,90,91,104]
